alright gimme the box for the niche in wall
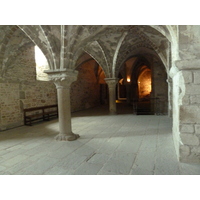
[138,67,152,100]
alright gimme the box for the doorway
[116,55,168,115]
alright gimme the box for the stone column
[104,78,118,114]
[125,83,131,105]
[172,59,200,162]
[46,70,80,141]
[167,78,173,118]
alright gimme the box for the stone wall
[172,25,200,162]
[138,69,151,99]
[172,68,200,162]
[0,48,105,130]
[0,47,57,131]
[178,70,200,162]
[71,60,102,112]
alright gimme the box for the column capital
[104,78,119,87]
[45,69,78,89]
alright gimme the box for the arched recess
[18,25,59,70]
[137,66,152,99]
[117,53,168,115]
[70,53,107,112]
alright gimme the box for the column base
[55,133,80,141]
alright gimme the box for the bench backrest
[24,105,58,115]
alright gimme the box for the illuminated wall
[35,46,49,81]
[138,69,152,99]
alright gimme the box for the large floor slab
[0,105,200,175]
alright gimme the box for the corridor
[0,105,200,175]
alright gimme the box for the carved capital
[104,78,119,88]
[45,69,78,89]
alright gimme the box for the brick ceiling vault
[0,25,175,78]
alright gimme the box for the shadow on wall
[71,59,107,112]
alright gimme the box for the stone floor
[0,105,200,175]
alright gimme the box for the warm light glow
[127,77,131,82]
[138,69,152,99]
[119,78,124,85]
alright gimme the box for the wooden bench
[24,105,58,126]
[43,105,58,121]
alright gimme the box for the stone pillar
[167,78,173,118]
[172,59,200,163]
[46,70,80,141]
[125,83,131,105]
[104,78,118,114]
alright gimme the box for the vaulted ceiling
[0,25,175,78]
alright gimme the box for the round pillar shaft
[57,86,72,135]
[46,70,80,141]
[105,78,118,115]
[125,84,131,105]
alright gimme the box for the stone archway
[72,53,107,112]
[116,53,168,116]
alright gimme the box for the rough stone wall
[0,47,57,131]
[0,83,22,130]
[138,70,151,99]
[71,60,101,112]
[178,70,200,162]
[0,45,105,130]
[173,25,200,162]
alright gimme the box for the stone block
[194,71,200,84]
[182,71,193,83]
[176,58,200,69]
[43,166,74,175]
[190,95,200,104]
[185,84,200,95]
[87,153,111,165]
[133,149,155,172]
[56,152,88,171]
[100,151,136,175]
[179,162,200,174]
[180,145,191,156]
[195,125,200,134]
[130,167,154,175]
[191,146,200,154]
[182,95,190,105]
[154,146,180,174]
[1,154,29,167]
[180,133,199,146]
[180,124,194,133]
[19,156,60,175]
[72,162,103,175]
[180,105,200,123]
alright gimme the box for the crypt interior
[1,25,200,175]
